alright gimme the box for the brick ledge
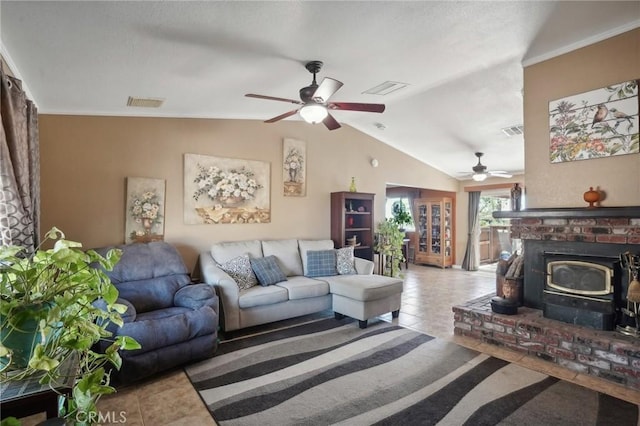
[453,294,640,393]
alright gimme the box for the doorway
[477,190,515,266]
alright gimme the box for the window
[385,197,415,231]
[478,195,510,227]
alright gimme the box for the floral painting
[125,177,165,243]
[548,79,639,163]
[184,153,270,225]
[283,138,306,197]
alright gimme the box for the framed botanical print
[125,177,166,243]
[184,153,271,224]
[549,79,639,163]
[283,138,306,197]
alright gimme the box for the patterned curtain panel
[0,69,40,250]
[461,191,481,271]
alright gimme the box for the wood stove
[542,252,623,330]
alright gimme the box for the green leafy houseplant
[0,227,140,425]
[375,219,405,277]
[391,200,413,230]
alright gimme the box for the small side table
[1,355,77,420]
[401,239,410,268]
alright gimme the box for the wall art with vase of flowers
[283,138,306,197]
[184,153,271,225]
[125,177,165,243]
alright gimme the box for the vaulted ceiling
[2,1,638,179]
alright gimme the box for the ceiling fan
[463,152,513,181]
[245,60,385,131]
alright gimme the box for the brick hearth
[455,206,640,392]
[453,294,640,391]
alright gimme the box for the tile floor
[17,263,638,425]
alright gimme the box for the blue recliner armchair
[94,241,219,385]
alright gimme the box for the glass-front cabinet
[414,197,453,268]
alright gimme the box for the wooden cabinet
[413,197,453,268]
[331,192,375,261]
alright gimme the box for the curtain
[461,191,481,271]
[0,68,40,250]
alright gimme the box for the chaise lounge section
[198,239,403,331]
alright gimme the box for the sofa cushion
[238,285,289,309]
[218,254,258,290]
[323,274,404,301]
[336,246,357,275]
[250,255,288,286]
[211,240,263,264]
[276,276,330,300]
[305,249,338,277]
[262,239,303,276]
[298,239,334,275]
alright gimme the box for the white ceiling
[2,1,639,179]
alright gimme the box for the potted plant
[0,227,139,425]
[391,200,413,231]
[375,219,405,277]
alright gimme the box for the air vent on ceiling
[126,96,164,108]
[363,81,409,96]
[501,125,524,137]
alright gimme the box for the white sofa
[198,239,403,331]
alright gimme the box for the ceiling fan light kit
[472,173,487,182]
[245,60,385,131]
[299,104,328,124]
[466,152,512,181]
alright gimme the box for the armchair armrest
[199,252,238,292]
[92,297,137,336]
[354,257,374,275]
[174,284,218,313]
[93,297,137,323]
[198,251,241,331]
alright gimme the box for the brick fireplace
[454,206,640,392]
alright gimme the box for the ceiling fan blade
[329,102,385,113]
[312,78,343,103]
[264,109,299,123]
[246,94,303,105]
[489,172,513,178]
[323,113,341,131]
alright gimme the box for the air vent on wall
[501,125,524,137]
[126,96,164,108]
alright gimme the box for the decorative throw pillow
[336,246,357,275]
[218,254,258,291]
[250,255,288,286]
[305,250,338,278]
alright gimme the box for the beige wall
[523,28,640,208]
[39,115,458,270]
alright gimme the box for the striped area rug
[184,317,639,425]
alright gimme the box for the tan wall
[523,28,640,208]
[39,115,458,270]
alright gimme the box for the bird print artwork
[549,79,639,164]
[609,108,633,129]
[591,104,608,128]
